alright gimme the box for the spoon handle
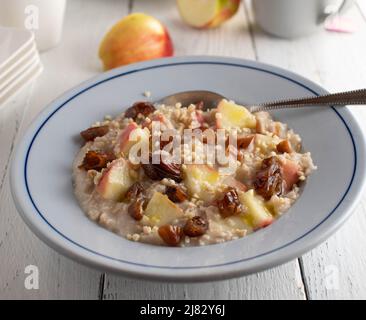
[250,88,366,112]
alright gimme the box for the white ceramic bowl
[10,56,366,281]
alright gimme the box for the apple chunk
[255,134,281,153]
[216,99,256,130]
[96,158,135,201]
[183,164,221,201]
[240,189,274,230]
[144,192,183,226]
[119,122,150,156]
[281,159,300,191]
[177,0,240,29]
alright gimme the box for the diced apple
[239,189,274,230]
[255,134,281,153]
[216,99,256,130]
[281,159,300,190]
[183,164,221,201]
[97,158,135,201]
[144,192,183,226]
[119,123,150,156]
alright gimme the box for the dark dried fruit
[128,197,145,221]
[78,150,115,171]
[125,182,144,201]
[142,155,182,182]
[158,225,183,246]
[166,186,188,203]
[276,140,292,154]
[195,101,204,110]
[183,216,209,237]
[125,101,155,120]
[218,188,242,218]
[253,156,286,200]
[80,125,109,142]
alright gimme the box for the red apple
[99,13,173,70]
[177,0,240,29]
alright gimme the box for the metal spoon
[158,88,366,112]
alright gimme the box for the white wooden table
[1,0,366,300]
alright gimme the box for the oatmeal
[72,99,316,246]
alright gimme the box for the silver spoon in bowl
[158,88,366,112]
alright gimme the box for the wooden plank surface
[1,0,365,299]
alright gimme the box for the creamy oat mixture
[72,99,316,246]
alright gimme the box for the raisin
[166,186,188,203]
[158,225,183,246]
[125,182,144,201]
[128,197,145,221]
[253,156,286,200]
[195,101,204,110]
[125,101,155,120]
[183,216,209,237]
[80,125,109,142]
[78,150,115,171]
[142,155,182,182]
[218,188,242,218]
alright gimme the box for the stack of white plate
[0,27,43,108]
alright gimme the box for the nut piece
[158,224,183,246]
[125,182,144,201]
[183,216,209,237]
[80,125,109,142]
[125,101,156,120]
[253,156,285,200]
[276,140,292,154]
[218,188,242,218]
[166,186,188,203]
[128,197,145,221]
[79,150,115,171]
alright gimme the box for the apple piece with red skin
[99,13,173,70]
[119,122,150,156]
[281,159,300,191]
[118,122,138,155]
[96,158,135,201]
[216,99,256,130]
[177,0,240,29]
[240,189,274,230]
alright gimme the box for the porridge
[72,99,316,246]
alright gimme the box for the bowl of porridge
[10,57,366,281]
[73,99,316,247]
